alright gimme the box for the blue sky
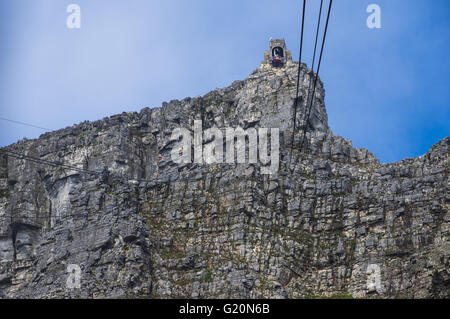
[0,0,448,163]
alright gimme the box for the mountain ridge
[0,58,448,298]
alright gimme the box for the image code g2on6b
[223,303,270,314]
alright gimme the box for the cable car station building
[263,38,293,67]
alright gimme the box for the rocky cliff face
[0,60,448,298]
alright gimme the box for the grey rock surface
[0,58,448,298]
